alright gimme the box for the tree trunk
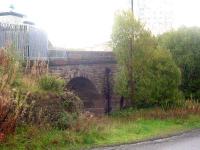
[129,38,135,107]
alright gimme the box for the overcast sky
[0,0,200,48]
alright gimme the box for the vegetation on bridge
[0,47,82,141]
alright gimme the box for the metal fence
[0,23,48,60]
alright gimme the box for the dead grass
[0,48,28,139]
[111,100,200,123]
[3,109,200,149]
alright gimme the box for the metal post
[105,68,112,114]
[131,0,134,13]
[129,0,135,107]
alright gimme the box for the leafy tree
[112,10,156,105]
[159,27,200,99]
[112,10,181,107]
[134,48,182,107]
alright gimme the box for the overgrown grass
[1,47,200,149]
[1,113,200,150]
[38,75,65,93]
[0,47,67,140]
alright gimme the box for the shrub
[159,27,200,99]
[20,91,83,129]
[56,112,78,130]
[135,48,182,108]
[61,91,83,114]
[38,75,65,93]
[115,47,182,108]
[0,48,21,91]
[0,48,27,138]
[112,11,181,108]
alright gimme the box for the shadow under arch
[66,77,102,110]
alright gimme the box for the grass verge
[1,114,200,150]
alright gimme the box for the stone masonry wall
[48,51,120,114]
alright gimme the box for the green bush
[61,92,83,113]
[134,48,182,108]
[20,91,83,128]
[114,43,182,108]
[55,112,78,130]
[159,27,200,99]
[112,10,181,108]
[38,75,65,92]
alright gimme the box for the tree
[134,47,182,107]
[112,10,181,107]
[159,27,200,99]
[112,10,155,105]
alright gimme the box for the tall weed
[38,75,65,93]
[0,48,27,139]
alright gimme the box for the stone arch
[66,77,103,112]
[63,67,102,94]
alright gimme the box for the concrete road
[93,129,200,150]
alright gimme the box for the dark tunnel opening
[66,77,101,109]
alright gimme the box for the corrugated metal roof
[0,11,25,18]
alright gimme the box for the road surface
[93,129,200,150]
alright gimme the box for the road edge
[90,128,200,150]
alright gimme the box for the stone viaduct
[48,50,120,114]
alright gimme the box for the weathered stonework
[49,51,120,114]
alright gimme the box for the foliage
[0,48,21,91]
[0,48,27,138]
[112,10,181,107]
[26,60,48,77]
[61,91,83,114]
[0,47,83,140]
[18,75,40,92]
[159,27,200,99]
[0,47,82,135]
[56,112,78,130]
[38,75,65,93]
[112,10,157,105]
[114,66,129,98]
[135,48,182,107]
[1,110,200,149]
[111,100,200,119]
[20,91,83,129]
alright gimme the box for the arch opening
[66,77,101,110]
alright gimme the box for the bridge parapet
[48,50,116,65]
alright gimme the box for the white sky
[0,0,200,48]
